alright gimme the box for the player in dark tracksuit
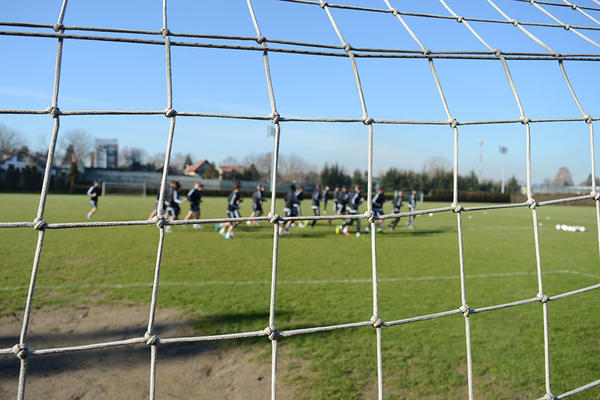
[248,185,266,226]
[281,184,298,235]
[216,182,242,239]
[332,186,340,216]
[335,186,349,234]
[370,187,386,233]
[165,181,184,232]
[310,184,322,227]
[322,185,330,215]
[149,185,168,220]
[388,191,403,230]
[408,189,417,229]
[294,186,305,227]
[341,185,364,236]
[86,180,101,220]
[184,182,203,229]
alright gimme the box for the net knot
[33,218,47,231]
[564,24,571,31]
[144,332,159,345]
[12,344,28,359]
[592,191,600,201]
[460,304,471,316]
[543,392,556,400]
[392,8,399,16]
[165,108,177,118]
[256,36,266,44]
[423,49,431,56]
[527,198,537,210]
[520,116,530,125]
[319,1,328,9]
[584,114,592,124]
[362,116,373,125]
[449,118,458,128]
[364,210,375,223]
[537,292,549,303]
[511,19,519,26]
[456,16,464,23]
[154,215,166,228]
[344,43,352,52]
[264,326,278,340]
[159,28,170,37]
[46,106,60,118]
[571,4,577,10]
[554,52,563,60]
[370,316,383,328]
[453,204,463,213]
[495,49,502,58]
[271,112,280,124]
[53,23,64,32]
[268,213,280,224]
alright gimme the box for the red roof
[219,165,241,173]
[183,159,208,174]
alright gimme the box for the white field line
[0,269,597,292]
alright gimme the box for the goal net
[0,1,599,399]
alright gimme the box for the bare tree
[221,155,240,166]
[279,153,316,182]
[170,152,187,173]
[119,146,147,169]
[0,123,24,154]
[243,152,272,180]
[148,152,166,170]
[423,156,451,177]
[553,166,574,186]
[60,130,92,165]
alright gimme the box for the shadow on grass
[0,310,285,380]
[384,227,456,237]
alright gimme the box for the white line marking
[0,270,596,292]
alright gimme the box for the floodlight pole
[499,146,508,193]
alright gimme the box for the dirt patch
[0,305,295,399]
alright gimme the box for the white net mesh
[1,1,599,399]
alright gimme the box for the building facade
[95,139,118,169]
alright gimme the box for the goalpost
[0,1,599,400]
[101,181,148,197]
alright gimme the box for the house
[183,159,216,177]
[217,165,243,180]
[0,149,45,172]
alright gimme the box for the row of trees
[0,123,586,192]
[0,162,80,192]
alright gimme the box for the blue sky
[1,0,599,184]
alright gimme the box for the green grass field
[1,192,599,399]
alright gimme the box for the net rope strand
[383,0,474,397]
[244,1,282,398]
[13,1,69,399]
[315,2,383,397]
[0,1,599,400]
[486,1,600,395]
[4,29,600,60]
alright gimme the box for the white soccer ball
[428,213,433,217]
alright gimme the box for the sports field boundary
[0,269,596,292]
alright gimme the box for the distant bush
[425,190,511,203]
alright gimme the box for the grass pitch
[0,192,599,399]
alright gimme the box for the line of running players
[215,183,418,239]
[148,181,204,233]
[100,180,418,238]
